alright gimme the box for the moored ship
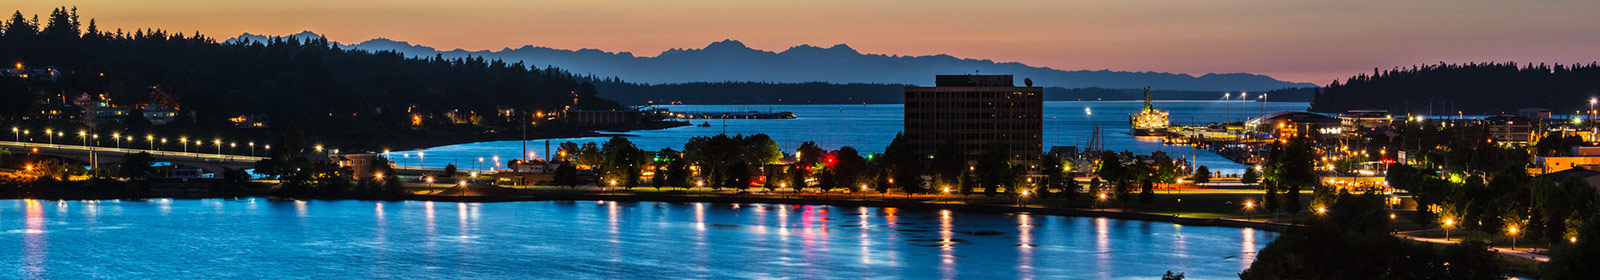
[1129,87,1170,136]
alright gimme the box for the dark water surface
[2,199,1274,279]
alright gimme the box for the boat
[1128,87,1170,136]
[697,121,712,127]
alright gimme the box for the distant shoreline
[378,120,690,152]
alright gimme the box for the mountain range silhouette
[228,31,1315,91]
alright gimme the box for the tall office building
[904,75,1044,171]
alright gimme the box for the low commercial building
[1245,111,1342,138]
[1485,115,1534,145]
[1339,109,1390,136]
[141,105,179,125]
[1533,146,1600,175]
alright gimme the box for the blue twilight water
[406,101,1309,174]
[0,199,1275,279]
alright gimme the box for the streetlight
[1508,226,1519,250]
[214,139,222,154]
[179,137,187,152]
[112,132,120,148]
[1243,201,1255,221]
[1224,93,1231,124]
[1590,98,1596,124]
[146,135,154,150]
[160,138,166,150]
[1018,190,1029,207]
[249,142,255,156]
[78,131,87,146]
[1443,219,1454,241]
[10,127,17,141]
[45,129,53,144]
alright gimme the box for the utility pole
[522,112,528,162]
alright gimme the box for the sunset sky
[14,0,1600,84]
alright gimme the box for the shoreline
[2,192,1290,232]
[411,192,1292,232]
[374,120,691,152]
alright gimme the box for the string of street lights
[9,126,271,156]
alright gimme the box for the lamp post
[1590,98,1597,132]
[146,135,154,150]
[160,138,166,150]
[78,131,87,146]
[1443,219,1454,241]
[11,127,17,141]
[1223,93,1230,124]
[214,139,222,154]
[1508,226,1519,250]
[45,129,53,144]
[249,142,255,156]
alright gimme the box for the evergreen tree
[1191,165,1211,184]
[977,142,1014,198]
[1089,177,1103,200]
[1284,184,1302,214]
[1062,175,1080,201]
[1264,182,1281,213]
[553,164,579,189]
[788,164,806,193]
[1139,180,1155,204]
[1241,168,1259,184]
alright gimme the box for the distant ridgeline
[0,9,620,144]
[595,81,1316,105]
[1310,62,1600,115]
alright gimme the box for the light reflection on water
[0,199,1275,279]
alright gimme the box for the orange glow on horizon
[9,1,1600,83]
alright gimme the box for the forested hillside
[1310,62,1600,114]
[0,8,620,147]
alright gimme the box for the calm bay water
[409,101,1309,174]
[1,199,1275,279]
